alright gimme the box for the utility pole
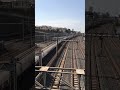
[56,36,58,58]
[39,47,42,66]
[22,19,24,41]
[44,33,45,42]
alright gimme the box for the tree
[65,29,71,33]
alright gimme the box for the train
[0,35,74,89]
[35,35,73,65]
[0,47,34,89]
[0,0,34,89]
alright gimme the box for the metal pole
[100,36,103,55]
[43,72,46,88]
[14,58,17,90]
[30,24,32,47]
[1,40,4,50]
[72,39,74,86]
[39,48,42,66]
[56,36,58,57]
[78,75,81,90]
[44,34,45,42]
[22,19,24,41]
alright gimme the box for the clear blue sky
[35,0,85,32]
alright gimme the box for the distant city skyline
[35,0,85,33]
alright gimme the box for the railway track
[35,35,85,90]
[86,23,120,90]
[51,36,85,90]
[73,42,80,89]
[52,43,69,89]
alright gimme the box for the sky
[35,0,85,33]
